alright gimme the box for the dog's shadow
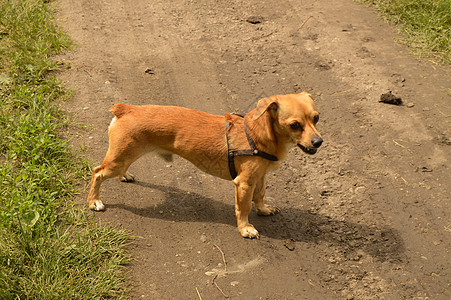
[109,181,405,263]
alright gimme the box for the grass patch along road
[0,0,129,298]
[361,0,450,64]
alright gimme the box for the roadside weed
[0,0,129,298]
[360,0,450,64]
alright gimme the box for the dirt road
[56,0,450,298]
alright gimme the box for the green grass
[360,0,451,64]
[0,0,130,298]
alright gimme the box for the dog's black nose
[312,136,323,148]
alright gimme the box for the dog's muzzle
[298,136,323,155]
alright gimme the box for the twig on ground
[393,139,413,153]
[212,274,229,298]
[213,244,228,273]
[401,177,408,185]
[298,16,313,31]
[82,68,92,77]
[196,287,203,300]
[211,244,229,298]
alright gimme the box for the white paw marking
[90,200,105,211]
[240,225,260,239]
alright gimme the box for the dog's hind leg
[87,162,124,211]
[253,176,280,216]
[87,145,140,210]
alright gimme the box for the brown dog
[87,92,322,238]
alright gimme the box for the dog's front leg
[253,176,280,216]
[234,180,260,238]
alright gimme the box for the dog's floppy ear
[298,92,314,102]
[251,96,278,120]
[299,91,312,98]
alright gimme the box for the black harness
[225,114,278,179]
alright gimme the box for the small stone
[406,102,415,108]
[200,234,207,243]
[230,281,239,286]
[354,186,365,194]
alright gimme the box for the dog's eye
[313,114,319,123]
[290,122,301,130]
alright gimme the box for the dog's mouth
[297,144,318,155]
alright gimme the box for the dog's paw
[89,200,105,211]
[256,204,280,216]
[239,224,260,239]
[119,173,135,182]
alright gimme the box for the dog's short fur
[88,92,322,238]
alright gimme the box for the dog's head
[251,92,323,154]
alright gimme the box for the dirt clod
[316,61,333,70]
[283,239,296,251]
[379,91,403,105]
[419,166,433,172]
[246,16,264,24]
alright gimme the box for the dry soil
[56,0,450,299]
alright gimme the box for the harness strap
[225,121,238,179]
[226,115,278,179]
[243,119,278,161]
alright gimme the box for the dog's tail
[110,103,130,119]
